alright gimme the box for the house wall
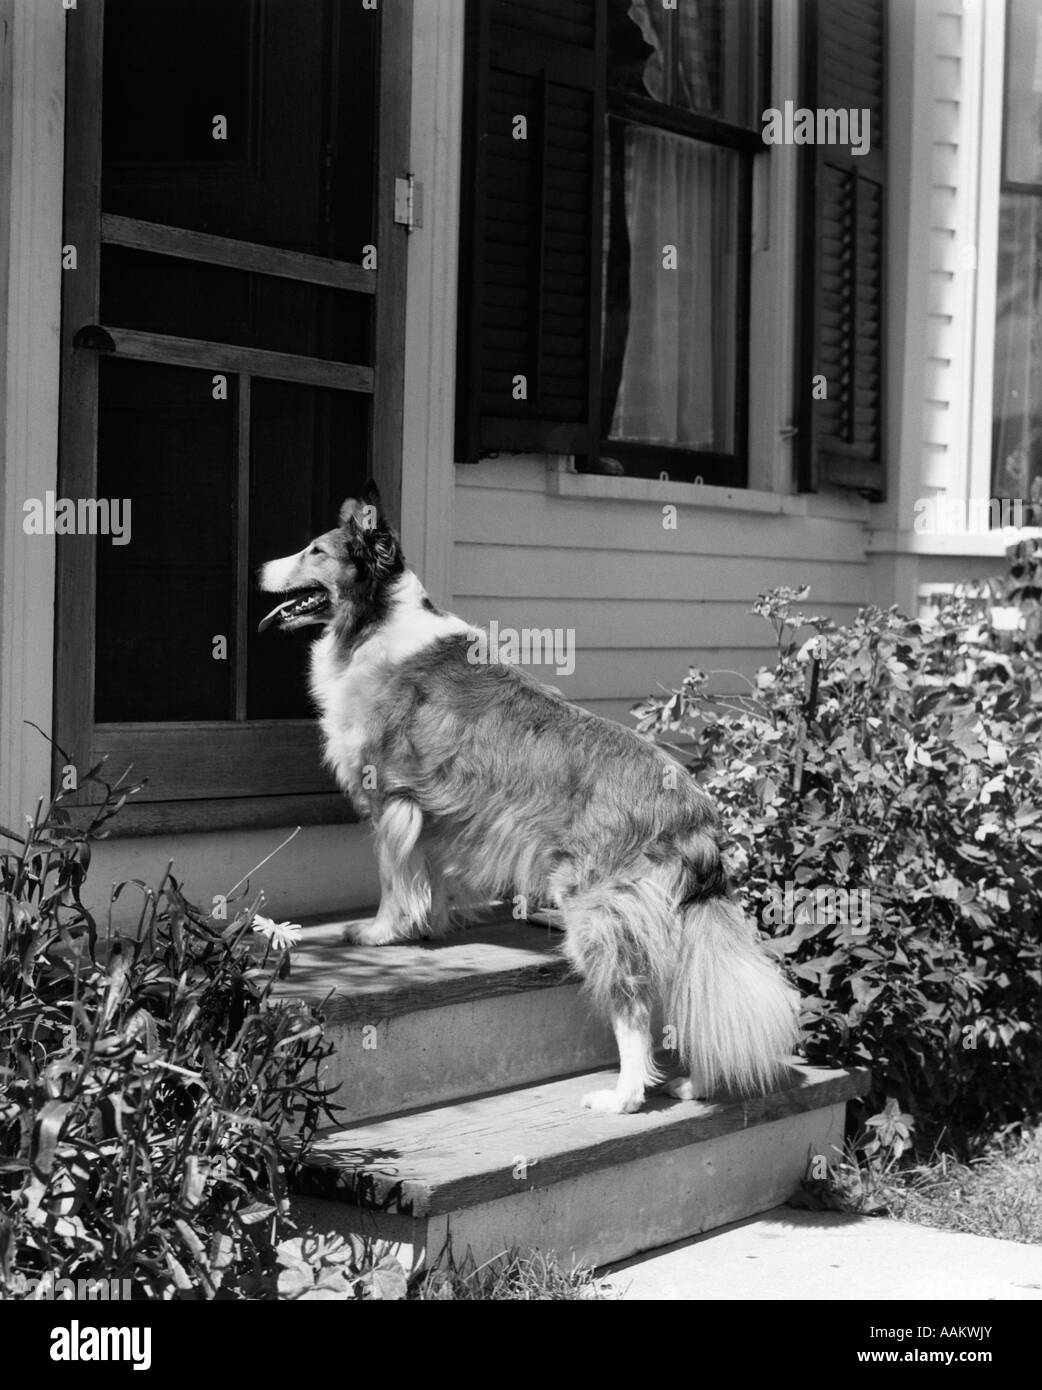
[922,0,979,506]
[452,0,1030,739]
[873,0,1035,612]
[0,0,1030,928]
[453,461,872,722]
[450,0,874,719]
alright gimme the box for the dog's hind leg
[559,887,661,1114]
[662,1072,711,1101]
[581,999,657,1115]
[344,797,431,945]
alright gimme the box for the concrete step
[276,909,615,1122]
[290,1061,870,1270]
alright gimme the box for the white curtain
[992,193,1042,517]
[625,0,718,111]
[605,1,737,452]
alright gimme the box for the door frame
[53,0,413,835]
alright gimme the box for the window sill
[546,466,872,522]
[866,529,1042,559]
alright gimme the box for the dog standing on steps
[259,488,800,1114]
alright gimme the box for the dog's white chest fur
[310,572,473,808]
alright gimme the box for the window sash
[991,2,1042,511]
[592,1,765,482]
[595,115,755,484]
[1001,0,1042,192]
[605,0,770,136]
[606,90,765,153]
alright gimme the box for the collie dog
[259,488,799,1114]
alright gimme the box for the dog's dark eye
[309,544,326,557]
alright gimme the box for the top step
[276,907,569,1025]
[273,910,616,1120]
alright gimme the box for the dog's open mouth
[258,586,330,632]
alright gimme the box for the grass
[411,1248,611,1300]
[828,1126,1042,1245]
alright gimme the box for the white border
[399,0,464,603]
[0,0,65,830]
[968,0,1005,506]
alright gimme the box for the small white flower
[252,915,303,950]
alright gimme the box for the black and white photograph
[0,0,1040,1345]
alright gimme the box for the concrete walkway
[601,1207,1042,1300]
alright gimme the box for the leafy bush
[275,1232,408,1301]
[634,566,1042,1151]
[1004,537,1042,646]
[0,766,335,1299]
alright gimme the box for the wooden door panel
[55,0,412,830]
[101,0,377,259]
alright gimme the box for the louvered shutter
[457,0,606,461]
[799,0,886,498]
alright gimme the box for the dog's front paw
[581,1088,644,1115]
[341,919,408,946]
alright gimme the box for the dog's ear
[338,496,376,536]
[338,486,404,580]
[361,478,383,514]
[339,481,385,536]
[369,528,403,582]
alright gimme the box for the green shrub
[0,766,335,1299]
[634,569,1042,1151]
[275,1232,408,1301]
[1004,537,1042,646]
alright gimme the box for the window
[457,0,765,485]
[601,0,765,482]
[457,0,887,501]
[55,0,411,832]
[992,0,1042,524]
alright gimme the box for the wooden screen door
[55,0,411,834]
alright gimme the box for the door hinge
[393,174,423,231]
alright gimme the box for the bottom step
[291,1062,869,1270]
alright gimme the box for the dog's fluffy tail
[560,874,799,1097]
[665,895,800,1096]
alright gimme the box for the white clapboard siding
[454,465,871,722]
[929,226,959,274]
[923,356,952,400]
[929,184,957,232]
[921,442,953,492]
[454,484,868,563]
[921,0,976,501]
[456,543,871,605]
[923,399,954,448]
[546,647,838,703]
[927,270,955,316]
[457,597,861,651]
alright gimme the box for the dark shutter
[799,0,886,498]
[457,0,605,461]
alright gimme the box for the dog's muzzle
[258,587,330,632]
